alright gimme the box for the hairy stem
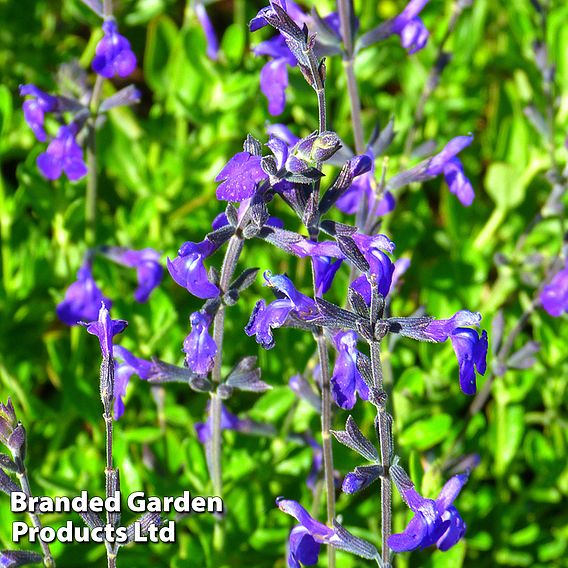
[210,234,244,553]
[304,46,337,568]
[370,341,391,566]
[103,357,118,568]
[16,467,55,567]
[338,0,365,155]
[316,334,336,568]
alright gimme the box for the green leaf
[398,414,453,450]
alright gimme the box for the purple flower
[540,263,568,316]
[450,328,488,395]
[113,345,152,419]
[37,125,87,181]
[287,525,321,568]
[389,465,469,552]
[215,151,269,201]
[167,239,219,299]
[251,1,308,115]
[245,272,317,349]
[103,247,163,302]
[92,20,137,79]
[57,260,111,326]
[426,135,475,206]
[425,311,487,394]
[352,232,396,257]
[424,310,482,342]
[349,251,395,303]
[195,403,250,443]
[81,304,128,359]
[276,498,379,564]
[337,150,396,217]
[194,1,219,60]
[19,84,58,142]
[288,238,343,259]
[254,35,297,115]
[331,331,369,410]
[277,499,336,561]
[312,256,342,297]
[183,311,217,375]
[390,0,430,54]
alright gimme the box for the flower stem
[338,0,365,155]
[102,357,119,568]
[210,234,244,554]
[305,43,336,568]
[16,467,55,567]
[370,340,392,567]
[316,333,336,566]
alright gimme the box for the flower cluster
[38,0,497,566]
[20,13,138,181]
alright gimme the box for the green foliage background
[0,0,567,566]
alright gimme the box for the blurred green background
[0,0,567,566]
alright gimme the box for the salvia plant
[2,0,567,566]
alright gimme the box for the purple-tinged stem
[210,234,244,553]
[101,357,118,568]
[305,43,336,568]
[370,340,392,567]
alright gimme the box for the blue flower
[37,125,87,181]
[103,247,163,303]
[426,311,488,395]
[92,20,137,79]
[287,525,321,568]
[276,498,379,565]
[390,0,430,54]
[389,465,469,552]
[167,239,220,299]
[277,499,335,568]
[245,272,317,349]
[426,135,475,206]
[336,149,396,217]
[81,304,128,359]
[312,256,342,297]
[194,0,219,60]
[57,259,111,326]
[254,35,297,115]
[349,252,395,303]
[540,262,568,316]
[183,311,217,375]
[215,151,269,201]
[19,84,58,142]
[330,331,369,410]
[449,328,488,395]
